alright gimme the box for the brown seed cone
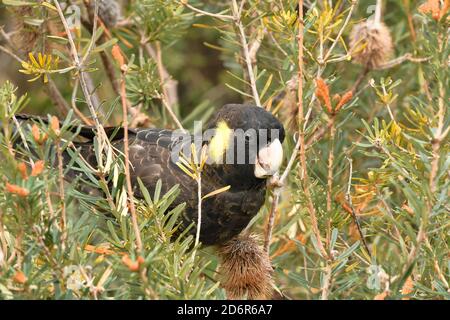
[89,0,122,29]
[10,7,39,57]
[349,21,393,70]
[10,6,66,57]
[218,233,274,300]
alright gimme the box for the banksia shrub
[0,0,447,301]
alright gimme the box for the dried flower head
[90,0,122,29]
[10,6,39,56]
[10,6,64,56]
[218,233,273,300]
[349,21,393,69]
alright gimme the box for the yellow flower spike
[28,52,38,67]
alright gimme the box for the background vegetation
[0,0,448,299]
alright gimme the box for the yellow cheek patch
[208,121,232,163]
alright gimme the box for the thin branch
[232,0,262,106]
[55,135,67,249]
[326,118,336,212]
[82,4,121,95]
[181,1,233,20]
[71,79,94,126]
[195,175,202,247]
[54,0,105,134]
[374,0,382,24]
[144,42,179,109]
[46,78,71,117]
[298,10,329,257]
[321,264,332,300]
[345,156,371,257]
[376,53,431,70]
[0,44,23,63]
[155,42,185,131]
[118,66,143,253]
[429,80,446,193]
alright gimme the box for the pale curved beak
[254,138,283,178]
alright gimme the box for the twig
[429,81,447,193]
[300,0,327,258]
[0,44,23,63]
[326,118,336,212]
[46,78,71,117]
[232,0,262,106]
[377,53,431,70]
[195,175,202,247]
[82,4,121,95]
[345,156,371,257]
[71,79,94,126]
[144,42,179,110]
[374,0,382,24]
[321,264,332,300]
[54,0,105,134]
[155,42,185,131]
[181,1,233,20]
[55,135,67,249]
[264,136,301,253]
[118,65,143,253]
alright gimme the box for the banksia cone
[90,0,122,29]
[9,6,64,57]
[10,7,39,56]
[218,233,273,300]
[349,21,393,69]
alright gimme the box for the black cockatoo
[17,104,285,245]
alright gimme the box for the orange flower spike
[31,160,45,177]
[315,78,332,113]
[13,271,27,284]
[335,91,353,112]
[137,256,145,265]
[401,276,414,300]
[373,291,388,300]
[17,162,28,180]
[32,124,48,145]
[111,44,125,67]
[122,254,140,272]
[50,116,60,136]
[418,0,450,20]
[6,182,30,197]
